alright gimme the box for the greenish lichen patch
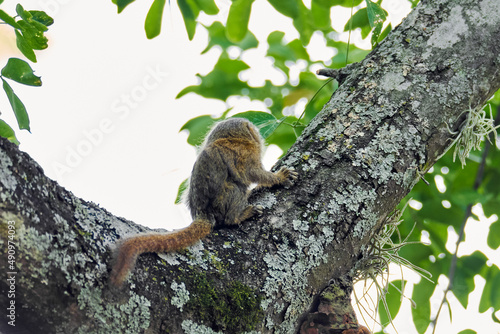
[427,6,468,49]
[353,208,379,239]
[292,219,309,232]
[17,226,53,282]
[262,238,318,332]
[282,151,303,166]
[0,150,17,201]
[253,192,277,209]
[380,72,408,92]
[337,185,377,213]
[181,320,261,334]
[475,0,500,26]
[77,285,151,334]
[171,281,190,311]
[351,122,424,185]
[316,123,344,141]
[177,241,210,270]
[261,209,341,332]
[182,320,221,334]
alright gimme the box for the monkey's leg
[233,205,263,225]
[221,184,261,225]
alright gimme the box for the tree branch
[1,0,500,333]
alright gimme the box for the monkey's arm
[216,139,297,187]
[249,165,298,188]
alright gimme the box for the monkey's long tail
[110,219,212,286]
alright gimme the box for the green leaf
[479,265,500,312]
[458,330,476,334]
[231,111,279,139]
[0,9,21,29]
[365,0,387,28]
[344,8,371,38]
[113,0,136,13]
[291,1,315,44]
[330,0,363,7]
[267,32,310,75]
[178,0,198,40]
[266,117,300,153]
[193,0,219,15]
[202,21,258,54]
[424,222,449,255]
[29,10,54,27]
[412,279,434,334]
[374,22,392,46]
[145,0,166,39]
[370,23,382,47]
[2,79,30,131]
[449,189,487,208]
[15,30,37,62]
[226,0,254,42]
[1,58,42,86]
[15,4,32,21]
[483,198,500,218]
[175,178,189,204]
[452,251,487,308]
[176,53,250,101]
[180,115,218,146]
[312,0,331,8]
[487,220,500,249]
[311,1,330,29]
[493,312,500,324]
[267,0,299,18]
[17,20,49,50]
[418,200,463,228]
[0,119,20,145]
[379,280,405,327]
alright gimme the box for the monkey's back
[186,137,257,226]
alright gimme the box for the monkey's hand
[250,166,298,190]
[275,167,298,185]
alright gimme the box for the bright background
[3,1,499,333]
[0,0,411,229]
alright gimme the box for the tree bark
[1,0,500,333]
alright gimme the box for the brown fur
[110,118,297,286]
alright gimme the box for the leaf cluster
[168,2,388,150]
[0,3,52,144]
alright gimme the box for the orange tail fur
[110,219,212,286]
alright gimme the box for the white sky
[1,1,499,333]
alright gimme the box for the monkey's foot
[253,205,264,215]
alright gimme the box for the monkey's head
[205,118,262,146]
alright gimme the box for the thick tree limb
[1,0,500,333]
